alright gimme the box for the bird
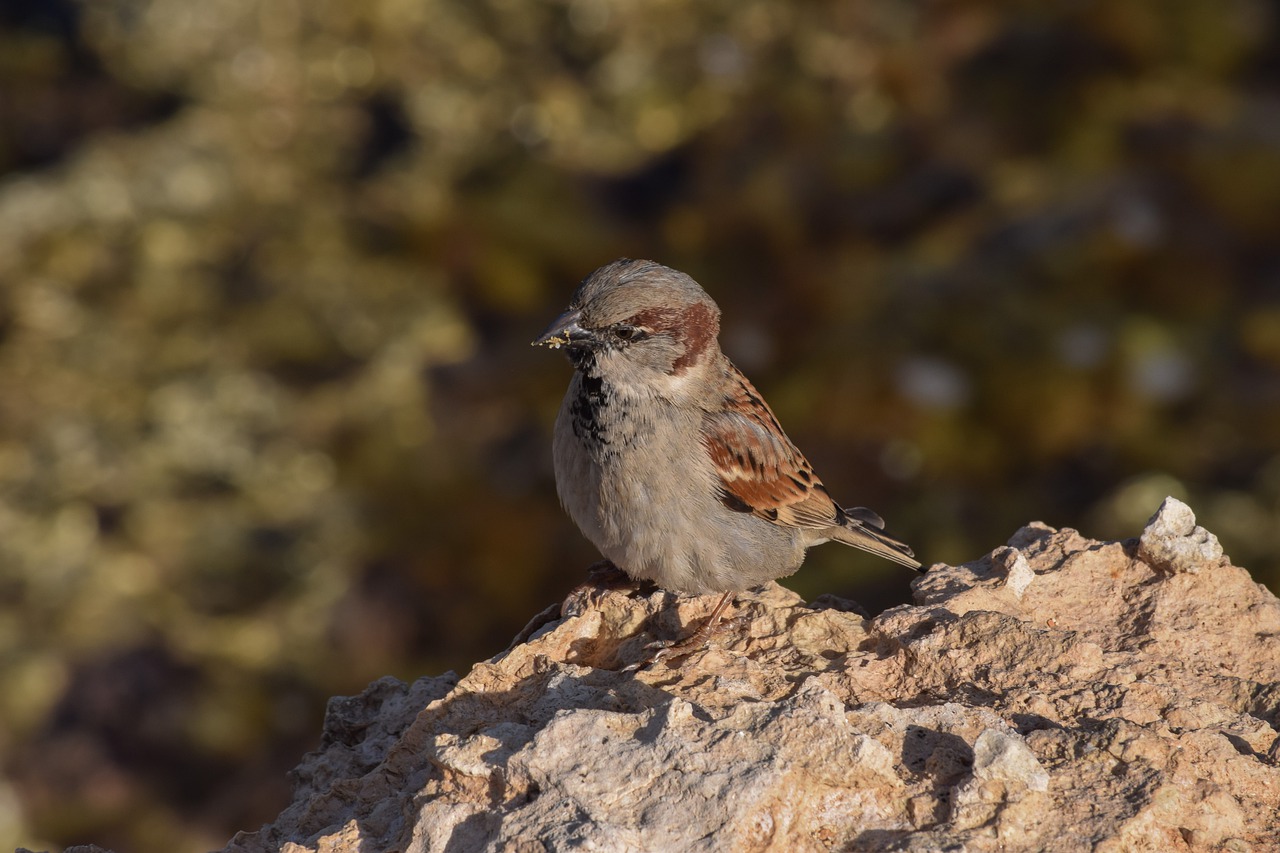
[533,258,921,663]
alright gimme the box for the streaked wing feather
[701,364,842,530]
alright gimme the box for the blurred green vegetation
[1,0,1278,850]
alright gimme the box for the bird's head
[534,259,722,385]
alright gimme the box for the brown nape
[669,301,719,374]
[621,302,720,375]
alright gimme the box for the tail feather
[843,506,886,530]
[831,511,922,572]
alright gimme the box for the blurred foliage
[1,0,1278,850]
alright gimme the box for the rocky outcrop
[223,498,1280,852]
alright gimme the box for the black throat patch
[567,369,657,459]
[570,372,612,447]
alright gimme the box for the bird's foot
[622,591,736,672]
[645,632,721,669]
[621,635,702,672]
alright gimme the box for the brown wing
[700,363,844,531]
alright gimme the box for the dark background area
[2,0,1278,850]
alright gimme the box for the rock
[971,728,1050,792]
[1138,495,1226,574]
[990,545,1035,598]
[220,500,1280,852]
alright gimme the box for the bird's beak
[532,308,593,349]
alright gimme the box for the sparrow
[534,259,920,661]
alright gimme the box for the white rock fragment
[991,546,1035,598]
[972,728,1050,792]
[1138,496,1225,575]
[849,734,903,788]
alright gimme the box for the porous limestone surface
[221,498,1280,852]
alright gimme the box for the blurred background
[1,0,1278,849]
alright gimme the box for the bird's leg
[625,590,735,671]
[671,590,735,650]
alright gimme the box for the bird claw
[621,636,704,672]
[620,590,737,672]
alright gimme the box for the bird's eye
[612,324,647,342]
